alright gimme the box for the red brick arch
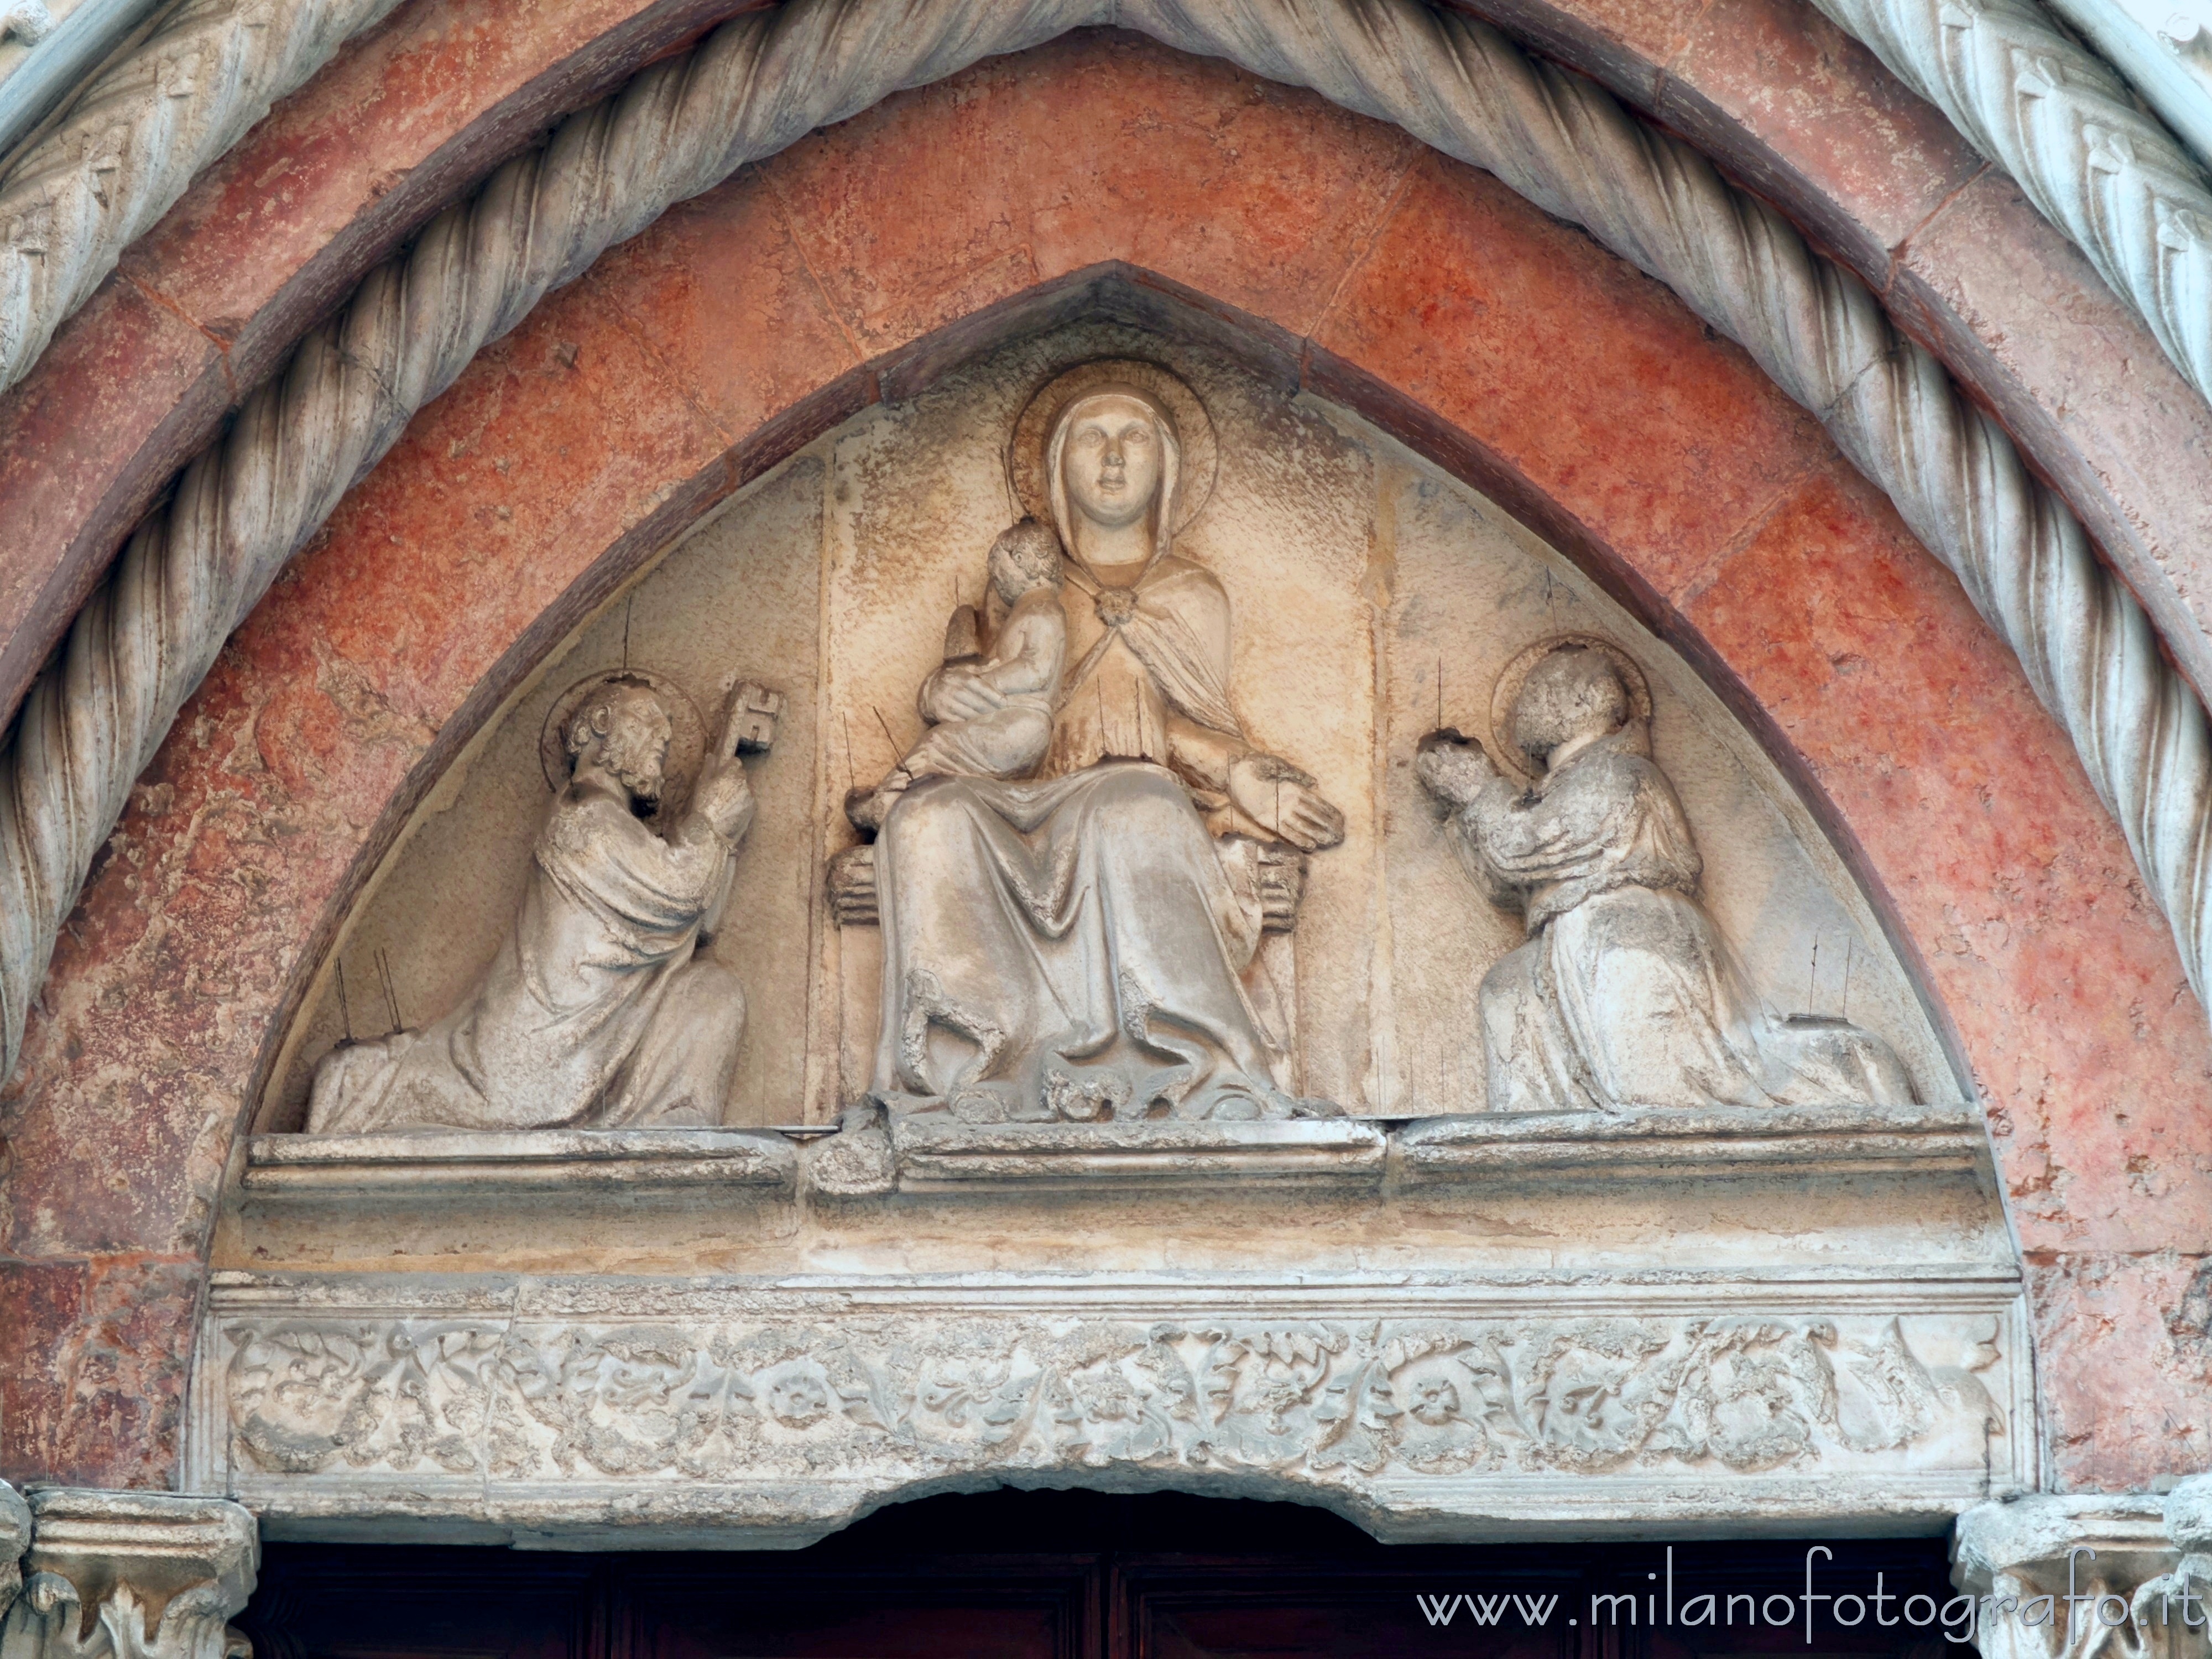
[2,34,2203,1495]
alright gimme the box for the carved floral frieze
[199,1298,2022,1517]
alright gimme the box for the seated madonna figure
[307,676,756,1133]
[1415,641,1914,1112]
[871,367,1344,1122]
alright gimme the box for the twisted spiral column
[4,0,2210,1084]
[6,0,2208,430]
[0,0,404,394]
[1808,0,2212,410]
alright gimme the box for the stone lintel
[237,1108,1995,1206]
[185,1269,2036,1548]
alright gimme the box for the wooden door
[238,1491,1952,1659]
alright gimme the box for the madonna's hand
[1228,753,1345,851]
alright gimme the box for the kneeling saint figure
[1415,642,1914,1112]
[307,677,756,1133]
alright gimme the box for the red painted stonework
[754,34,1422,357]
[0,0,774,725]
[1455,0,2212,710]
[1307,153,1835,601]
[1,33,2205,1493]
[2,0,2207,740]
[0,1255,200,1490]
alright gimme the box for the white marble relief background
[259,321,1957,1129]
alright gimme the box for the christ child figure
[850,517,1068,831]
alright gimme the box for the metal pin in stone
[375,947,403,1035]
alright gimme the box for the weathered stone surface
[883,1120,1389,1190]
[2029,1254,2212,1494]
[2171,1473,2212,1548]
[1650,0,1984,276]
[757,32,1420,359]
[1308,152,1835,602]
[6,1,2203,742]
[1459,0,2212,711]
[0,1481,25,1624]
[1395,1100,1988,1180]
[1949,1491,2204,1659]
[242,1129,800,1199]
[1417,643,1916,1114]
[185,1270,2031,1545]
[0,0,778,725]
[0,1489,257,1659]
[0,1258,200,1490]
[1954,1492,2173,1587]
[302,674,767,1137]
[0,284,221,719]
[1886,169,2212,707]
[0,38,2201,1498]
[279,321,1947,1133]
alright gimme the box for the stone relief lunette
[306,674,782,1133]
[1415,637,1915,1112]
[831,359,1347,1125]
[286,347,1932,1138]
[214,1309,2005,1490]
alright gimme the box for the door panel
[238,1494,1950,1659]
[621,1560,1097,1659]
[243,1547,598,1659]
[1115,1561,1584,1659]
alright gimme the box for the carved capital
[2152,1478,2212,1659]
[0,1491,257,1659]
[0,1484,28,1626]
[1954,1491,2211,1659]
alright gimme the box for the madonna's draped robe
[1444,728,1913,1112]
[872,554,1303,1121]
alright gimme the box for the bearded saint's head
[565,681,673,806]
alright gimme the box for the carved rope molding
[2041,0,2212,169]
[4,0,2211,1084]
[4,0,2210,415]
[1808,0,2212,406]
[0,0,405,394]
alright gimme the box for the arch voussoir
[3,35,2204,1495]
